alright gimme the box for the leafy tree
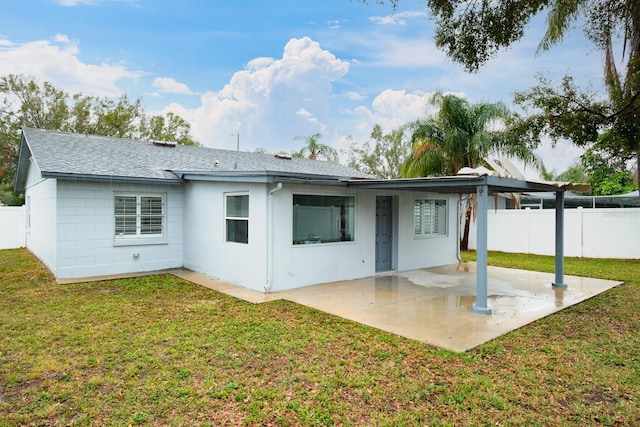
[138,112,200,147]
[366,1,640,195]
[581,130,636,195]
[509,73,639,192]
[0,74,198,204]
[402,93,541,250]
[539,161,588,184]
[367,1,638,74]
[346,124,411,179]
[293,133,338,162]
[555,163,589,184]
[402,94,539,176]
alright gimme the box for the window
[293,194,355,245]
[114,194,165,240]
[414,199,447,237]
[226,193,249,244]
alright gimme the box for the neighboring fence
[468,207,640,259]
[0,206,26,249]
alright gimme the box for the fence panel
[468,207,640,259]
[0,206,26,249]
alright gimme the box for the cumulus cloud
[152,77,197,95]
[0,35,139,97]
[347,89,435,133]
[163,37,350,153]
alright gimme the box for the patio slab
[173,262,622,352]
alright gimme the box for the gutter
[265,182,283,291]
[40,172,182,186]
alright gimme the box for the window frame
[413,198,448,238]
[292,193,356,246]
[225,192,249,244]
[113,193,166,246]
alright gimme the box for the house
[14,128,574,314]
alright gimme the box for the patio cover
[347,175,582,315]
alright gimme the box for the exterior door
[375,196,393,271]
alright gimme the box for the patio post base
[552,282,568,289]
[471,305,492,315]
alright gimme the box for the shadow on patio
[173,263,621,352]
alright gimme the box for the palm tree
[402,93,541,250]
[293,133,338,162]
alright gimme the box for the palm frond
[537,0,585,54]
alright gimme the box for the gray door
[375,196,393,271]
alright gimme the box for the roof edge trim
[40,172,182,185]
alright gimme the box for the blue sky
[0,0,608,176]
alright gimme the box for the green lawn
[1,248,639,426]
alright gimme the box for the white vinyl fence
[468,207,640,259]
[0,205,26,249]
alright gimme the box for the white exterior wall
[269,184,373,291]
[24,161,57,272]
[55,180,184,278]
[269,185,459,291]
[395,191,459,271]
[0,206,26,249]
[183,181,268,291]
[468,208,640,259]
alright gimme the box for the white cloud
[371,37,447,67]
[327,20,343,30]
[152,77,197,95]
[369,10,428,26]
[296,108,325,129]
[347,89,436,133]
[55,0,137,6]
[0,35,139,97]
[163,37,350,153]
[345,91,367,101]
[325,31,447,68]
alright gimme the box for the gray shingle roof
[20,128,371,185]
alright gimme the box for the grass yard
[0,249,639,426]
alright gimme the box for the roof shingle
[21,128,371,184]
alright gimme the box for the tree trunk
[460,205,471,251]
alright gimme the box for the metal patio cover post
[472,183,492,314]
[553,191,567,288]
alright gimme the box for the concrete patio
[172,262,621,352]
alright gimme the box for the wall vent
[151,140,177,148]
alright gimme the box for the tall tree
[293,133,339,162]
[346,124,411,179]
[0,74,198,204]
[402,93,541,250]
[402,94,539,176]
[364,1,640,194]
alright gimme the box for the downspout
[265,182,283,292]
